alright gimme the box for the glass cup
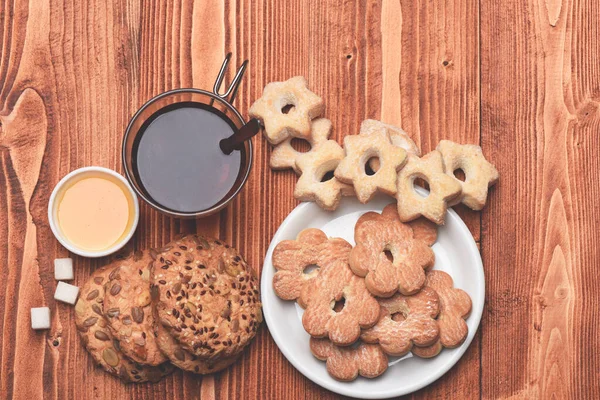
[122,55,252,219]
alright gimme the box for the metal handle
[213,53,248,104]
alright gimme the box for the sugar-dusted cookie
[75,264,173,383]
[272,228,352,307]
[361,120,420,172]
[395,151,462,225]
[270,118,331,173]
[294,140,355,211]
[349,204,435,297]
[103,250,168,366]
[152,235,262,360]
[249,76,324,144]
[155,323,239,373]
[310,337,388,381]
[412,271,472,358]
[360,287,440,356]
[335,124,407,203]
[436,140,499,210]
[300,258,379,346]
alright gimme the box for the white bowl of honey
[48,167,139,258]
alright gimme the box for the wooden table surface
[1,0,599,399]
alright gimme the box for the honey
[56,174,135,251]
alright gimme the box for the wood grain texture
[481,0,600,399]
[0,0,598,399]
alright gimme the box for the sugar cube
[54,258,74,280]
[31,307,51,330]
[54,281,79,305]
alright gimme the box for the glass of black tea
[122,55,252,218]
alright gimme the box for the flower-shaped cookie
[294,140,354,211]
[249,76,324,144]
[272,228,352,307]
[360,287,440,356]
[412,271,472,358]
[300,258,380,346]
[335,124,407,203]
[310,337,388,381]
[395,151,462,225]
[349,204,435,297]
[408,217,438,246]
[360,119,420,172]
[270,118,331,173]
[436,140,499,210]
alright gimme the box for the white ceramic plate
[261,195,484,399]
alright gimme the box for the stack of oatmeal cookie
[75,235,262,383]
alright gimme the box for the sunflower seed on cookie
[155,323,239,374]
[151,234,262,360]
[75,264,173,383]
[103,250,168,366]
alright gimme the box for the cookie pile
[272,204,472,381]
[250,77,499,224]
[75,235,262,383]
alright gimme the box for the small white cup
[48,167,139,258]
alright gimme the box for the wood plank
[480,0,600,398]
[4,0,600,398]
[394,0,481,398]
[223,1,385,399]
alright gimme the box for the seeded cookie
[151,235,262,360]
[103,250,168,366]
[154,323,239,373]
[75,264,173,383]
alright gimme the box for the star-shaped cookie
[334,126,407,203]
[294,140,354,211]
[361,120,420,173]
[436,140,499,210]
[395,151,462,225]
[249,76,324,144]
[270,118,331,173]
